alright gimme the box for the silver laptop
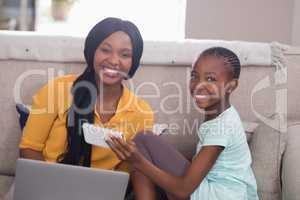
[14,158,129,200]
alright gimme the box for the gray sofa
[0,32,299,200]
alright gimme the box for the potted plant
[51,0,76,21]
[0,0,16,30]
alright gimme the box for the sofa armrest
[282,123,300,200]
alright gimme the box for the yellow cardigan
[20,74,154,172]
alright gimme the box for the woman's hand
[20,148,44,161]
[106,136,144,167]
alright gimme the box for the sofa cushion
[0,110,21,177]
[249,114,286,200]
[0,175,13,196]
[0,104,29,179]
[282,123,300,200]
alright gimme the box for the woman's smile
[101,66,121,78]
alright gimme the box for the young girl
[107,47,259,200]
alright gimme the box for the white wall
[292,0,300,46]
[185,0,294,44]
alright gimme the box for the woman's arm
[19,77,65,162]
[107,136,224,199]
[20,148,44,161]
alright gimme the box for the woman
[5,17,153,200]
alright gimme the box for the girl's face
[189,55,236,111]
[93,31,133,85]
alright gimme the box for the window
[37,0,186,41]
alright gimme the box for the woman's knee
[133,131,155,143]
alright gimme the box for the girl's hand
[106,136,144,167]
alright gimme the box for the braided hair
[199,47,241,79]
[58,17,143,167]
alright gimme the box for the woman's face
[93,31,133,85]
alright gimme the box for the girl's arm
[107,136,224,199]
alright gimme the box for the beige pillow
[249,114,284,200]
[282,122,300,200]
